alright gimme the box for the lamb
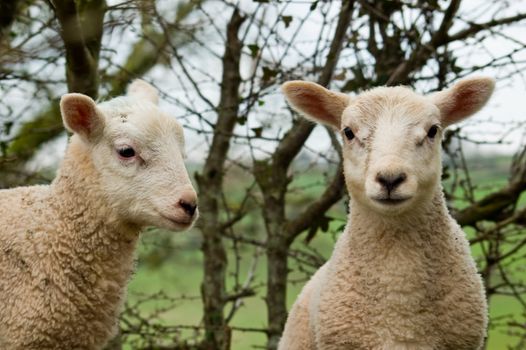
[0,80,198,350]
[278,77,495,350]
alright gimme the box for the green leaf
[248,44,260,58]
[305,226,317,243]
[442,165,450,180]
[304,215,333,244]
[281,15,293,28]
[251,127,263,138]
[262,66,278,82]
[4,121,13,135]
[237,116,247,126]
[333,70,346,81]
[320,216,330,232]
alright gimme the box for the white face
[90,99,198,230]
[60,81,198,232]
[282,76,494,216]
[340,87,442,215]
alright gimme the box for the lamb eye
[427,125,438,139]
[343,127,355,141]
[117,147,135,158]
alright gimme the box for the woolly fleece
[278,77,495,350]
[0,81,197,349]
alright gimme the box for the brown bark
[455,145,526,227]
[195,8,245,350]
[254,2,355,349]
[285,162,346,241]
[50,0,106,98]
[0,0,20,41]
[2,0,106,170]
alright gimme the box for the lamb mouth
[160,214,193,227]
[373,196,411,205]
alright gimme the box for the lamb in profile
[279,77,495,350]
[0,80,198,350]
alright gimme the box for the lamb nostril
[179,199,197,216]
[376,173,407,192]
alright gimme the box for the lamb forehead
[99,98,184,142]
[342,86,439,127]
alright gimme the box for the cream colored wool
[0,80,198,350]
[279,77,495,350]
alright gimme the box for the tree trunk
[196,8,245,350]
[254,2,355,349]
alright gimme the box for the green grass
[128,233,525,349]
[124,155,525,349]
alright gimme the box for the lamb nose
[179,199,197,216]
[376,172,407,192]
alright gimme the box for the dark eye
[117,147,135,158]
[427,125,439,139]
[343,127,355,141]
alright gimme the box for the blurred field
[125,154,524,349]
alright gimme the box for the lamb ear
[127,79,159,104]
[282,81,349,128]
[60,93,104,141]
[431,77,495,127]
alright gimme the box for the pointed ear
[282,81,349,128]
[127,79,159,104]
[431,77,495,127]
[60,93,104,141]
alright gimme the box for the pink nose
[178,191,197,217]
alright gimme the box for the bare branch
[195,8,246,350]
[50,0,106,98]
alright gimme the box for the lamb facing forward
[279,77,495,350]
[0,81,198,350]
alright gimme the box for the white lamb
[279,77,495,350]
[0,80,198,350]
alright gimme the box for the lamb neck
[48,139,140,291]
[346,189,451,246]
[333,188,457,288]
